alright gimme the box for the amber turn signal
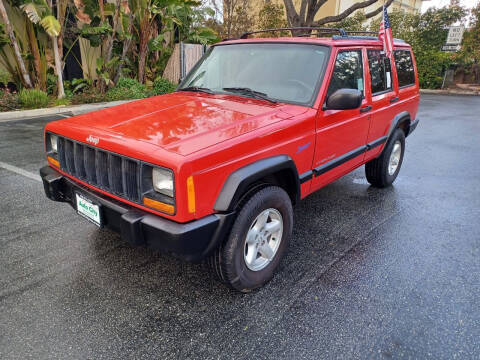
[47,156,60,168]
[143,197,175,215]
[187,176,195,213]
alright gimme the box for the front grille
[57,136,140,202]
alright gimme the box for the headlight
[50,134,58,153]
[152,167,174,197]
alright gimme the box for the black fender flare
[213,155,300,212]
[387,111,412,139]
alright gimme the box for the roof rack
[238,27,406,43]
[240,27,348,39]
[346,30,377,36]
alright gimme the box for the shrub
[152,77,176,95]
[0,68,11,86]
[18,89,49,109]
[416,50,453,89]
[105,77,149,101]
[0,90,19,111]
[71,78,92,94]
[47,74,57,95]
[117,77,143,89]
[53,97,71,106]
[71,88,105,104]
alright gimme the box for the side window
[327,50,364,98]
[367,50,393,95]
[394,50,415,87]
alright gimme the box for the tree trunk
[98,0,105,22]
[0,0,33,88]
[114,12,133,84]
[52,35,65,98]
[104,0,121,64]
[57,0,68,62]
[137,19,151,84]
[283,0,394,29]
[138,39,148,84]
[26,19,43,89]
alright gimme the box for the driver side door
[311,48,371,191]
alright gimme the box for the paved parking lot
[1,94,479,359]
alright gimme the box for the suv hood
[60,92,307,156]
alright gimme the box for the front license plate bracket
[75,192,102,227]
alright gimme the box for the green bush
[46,74,57,95]
[0,90,19,111]
[53,97,71,106]
[18,89,49,109]
[416,50,453,89]
[105,77,150,101]
[152,77,176,95]
[71,88,105,104]
[0,68,11,85]
[116,77,143,89]
[71,78,92,94]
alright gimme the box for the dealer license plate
[76,193,101,227]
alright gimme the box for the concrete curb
[420,89,479,96]
[0,100,133,122]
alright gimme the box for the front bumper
[40,166,235,262]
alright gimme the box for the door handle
[390,96,399,103]
[360,105,372,113]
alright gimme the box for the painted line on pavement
[0,161,42,182]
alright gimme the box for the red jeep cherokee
[40,28,419,292]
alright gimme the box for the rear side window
[367,50,393,95]
[327,50,364,98]
[394,50,415,87]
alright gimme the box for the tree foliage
[0,0,220,96]
[457,3,480,66]
[257,3,288,37]
[366,6,467,89]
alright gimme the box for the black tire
[209,186,293,292]
[365,128,405,188]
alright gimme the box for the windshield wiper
[222,87,278,103]
[178,86,215,94]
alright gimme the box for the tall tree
[0,0,33,88]
[211,0,253,38]
[283,0,394,31]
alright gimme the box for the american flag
[378,6,394,57]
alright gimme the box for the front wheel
[365,128,406,188]
[209,186,293,292]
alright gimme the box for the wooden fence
[163,43,206,84]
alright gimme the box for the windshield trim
[178,42,332,108]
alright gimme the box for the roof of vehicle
[218,27,411,48]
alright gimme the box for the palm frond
[40,16,61,37]
[20,3,43,24]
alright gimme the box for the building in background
[338,0,426,15]
[245,0,427,26]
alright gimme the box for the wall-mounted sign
[446,26,465,45]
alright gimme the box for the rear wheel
[365,128,405,188]
[209,186,293,292]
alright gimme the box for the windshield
[178,43,329,105]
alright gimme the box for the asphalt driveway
[1,94,479,359]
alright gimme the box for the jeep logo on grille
[86,135,99,145]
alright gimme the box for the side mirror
[325,89,362,110]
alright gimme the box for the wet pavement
[0,94,479,359]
